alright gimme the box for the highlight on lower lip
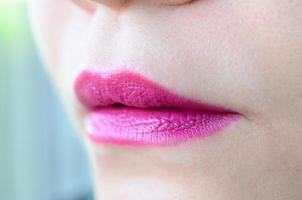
[74,69,240,147]
[86,106,239,146]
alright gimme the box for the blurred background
[0,1,93,200]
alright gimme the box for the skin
[27,0,302,199]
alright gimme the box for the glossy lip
[74,69,240,147]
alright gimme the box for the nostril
[74,0,196,11]
[89,0,129,8]
[158,0,196,6]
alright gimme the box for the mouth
[74,69,240,147]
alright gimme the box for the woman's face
[28,0,302,199]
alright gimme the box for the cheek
[181,0,302,119]
[235,1,302,113]
[28,0,91,131]
[28,0,65,71]
[28,0,90,72]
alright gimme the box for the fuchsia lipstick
[75,70,240,146]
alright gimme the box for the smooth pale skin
[27,0,302,199]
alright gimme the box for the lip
[74,69,240,147]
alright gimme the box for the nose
[89,0,129,9]
[89,0,195,9]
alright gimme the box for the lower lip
[86,106,240,147]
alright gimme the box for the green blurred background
[0,1,93,200]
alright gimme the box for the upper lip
[74,69,236,113]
